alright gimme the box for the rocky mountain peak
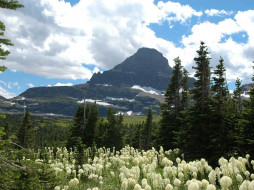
[89,47,173,90]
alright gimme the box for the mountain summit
[89,48,173,90]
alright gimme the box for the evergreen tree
[132,123,143,149]
[233,78,243,114]
[95,118,105,148]
[165,57,183,116]
[66,106,84,149]
[211,57,235,159]
[211,56,228,113]
[0,0,23,72]
[183,41,214,161]
[181,68,190,110]
[3,122,10,140]
[74,137,86,166]
[191,41,211,109]
[158,57,183,150]
[17,111,33,148]
[142,108,153,150]
[124,123,134,147]
[239,62,254,155]
[85,104,90,121]
[83,102,99,147]
[104,108,123,150]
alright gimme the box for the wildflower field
[32,146,254,190]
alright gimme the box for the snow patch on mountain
[77,99,113,107]
[131,85,164,95]
[116,111,142,116]
[95,84,112,87]
[106,97,135,102]
[126,111,133,116]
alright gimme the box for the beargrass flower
[201,179,209,188]
[134,184,142,190]
[220,176,232,190]
[165,184,173,190]
[236,174,243,183]
[188,181,199,190]
[69,178,79,186]
[206,184,216,190]
[239,180,250,190]
[54,186,60,190]
[173,178,181,187]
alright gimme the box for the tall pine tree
[183,41,214,161]
[233,78,243,114]
[83,102,99,147]
[158,57,183,150]
[17,111,33,148]
[104,108,123,150]
[211,56,228,113]
[142,108,153,150]
[211,57,235,159]
[181,68,190,110]
[239,62,254,156]
[66,106,84,149]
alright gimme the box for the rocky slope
[89,48,173,90]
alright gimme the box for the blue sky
[1,0,254,98]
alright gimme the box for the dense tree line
[156,42,254,165]
[66,104,155,151]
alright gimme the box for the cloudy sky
[0,0,254,98]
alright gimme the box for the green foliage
[141,108,153,150]
[233,77,243,114]
[158,56,187,150]
[66,105,84,149]
[211,57,229,107]
[191,41,211,109]
[177,42,214,161]
[103,108,124,150]
[0,0,24,71]
[83,102,99,147]
[239,63,254,156]
[17,111,33,148]
[121,115,160,125]
[74,137,86,166]
[209,57,237,163]
[181,68,190,110]
[0,0,24,9]
[0,147,61,190]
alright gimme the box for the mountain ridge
[0,47,193,116]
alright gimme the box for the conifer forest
[2,1,254,190]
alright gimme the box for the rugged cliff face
[89,48,173,90]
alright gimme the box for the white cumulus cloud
[0,0,202,79]
[0,86,16,99]
[180,10,254,83]
[205,9,233,17]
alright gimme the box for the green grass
[122,115,160,125]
